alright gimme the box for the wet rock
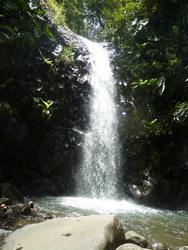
[5,206,21,218]
[0,198,12,206]
[43,214,53,220]
[178,247,188,250]
[125,230,148,248]
[20,204,31,216]
[1,183,23,202]
[129,184,142,200]
[142,180,154,198]
[116,243,143,250]
[0,204,8,213]
[0,208,7,219]
[151,242,168,250]
[28,201,34,209]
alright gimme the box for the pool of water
[34,196,188,249]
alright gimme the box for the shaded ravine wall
[0,17,92,196]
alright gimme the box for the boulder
[1,183,23,202]
[179,247,188,250]
[20,204,31,216]
[125,230,148,248]
[129,185,142,200]
[116,243,143,250]
[151,242,168,250]
[5,206,21,218]
[0,208,7,219]
[0,198,12,206]
[2,215,125,250]
[28,201,34,209]
[142,180,154,198]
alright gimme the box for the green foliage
[57,45,74,64]
[143,118,167,136]
[173,102,188,123]
[90,0,188,142]
[62,0,86,34]
[33,97,54,118]
[46,0,65,26]
[133,76,165,96]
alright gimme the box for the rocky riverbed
[0,184,187,250]
[0,183,58,232]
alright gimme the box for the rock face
[1,183,23,202]
[115,243,143,250]
[0,4,91,197]
[125,231,148,248]
[2,215,125,250]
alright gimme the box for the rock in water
[28,201,34,209]
[125,230,148,248]
[20,204,31,216]
[2,215,125,250]
[151,242,168,250]
[115,243,144,250]
[179,247,188,250]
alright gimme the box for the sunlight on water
[60,196,157,214]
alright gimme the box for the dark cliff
[0,1,91,196]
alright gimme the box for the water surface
[35,196,188,249]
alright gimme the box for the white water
[61,197,157,214]
[76,38,119,199]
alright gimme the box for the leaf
[173,102,188,122]
[40,99,54,110]
[149,119,158,125]
[157,76,165,95]
[1,32,10,40]
[0,24,14,33]
[43,57,53,65]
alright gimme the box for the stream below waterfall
[34,196,188,249]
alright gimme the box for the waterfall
[77,38,119,199]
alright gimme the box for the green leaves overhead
[133,76,165,96]
[173,102,188,123]
[83,0,188,142]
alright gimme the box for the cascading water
[77,38,119,199]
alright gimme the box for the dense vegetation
[0,0,188,207]
[0,0,90,194]
[100,0,188,207]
